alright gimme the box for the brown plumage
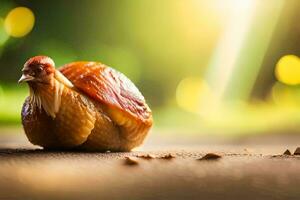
[19,56,152,151]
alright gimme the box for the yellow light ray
[205,0,256,105]
[0,18,9,46]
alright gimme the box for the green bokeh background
[1,0,300,136]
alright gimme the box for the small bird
[19,56,152,151]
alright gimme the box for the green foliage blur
[1,0,300,136]
[0,0,219,126]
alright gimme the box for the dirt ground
[0,132,300,200]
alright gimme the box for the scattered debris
[124,156,139,165]
[243,148,253,155]
[283,149,291,155]
[198,153,222,161]
[160,153,175,159]
[271,155,280,158]
[294,147,300,155]
[137,154,156,159]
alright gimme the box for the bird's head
[19,56,55,84]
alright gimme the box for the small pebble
[294,147,300,155]
[124,156,139,165]
[283,149,291,155]
[198,153,222,161]
[160,153,175,159]
[137,154,156,159]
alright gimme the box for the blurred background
[1,0,300,143]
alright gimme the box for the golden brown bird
[19,56,152,151]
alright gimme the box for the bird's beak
[18,74,34,83]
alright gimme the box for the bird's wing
[59,62,152,127]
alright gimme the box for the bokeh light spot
[275,55,300,85]
[176,77,212,114]
[271,82,300,106]
[4,7,35,38]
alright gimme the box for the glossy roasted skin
[20,56,153,151]
[60,62,153,147]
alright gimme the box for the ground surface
[0,131,300,200]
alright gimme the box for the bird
[19,56,153,151]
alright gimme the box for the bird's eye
[34,65,43,74]
[22,69,34,76]
[30,71,35,76]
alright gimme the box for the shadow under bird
[19,56,153,151]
